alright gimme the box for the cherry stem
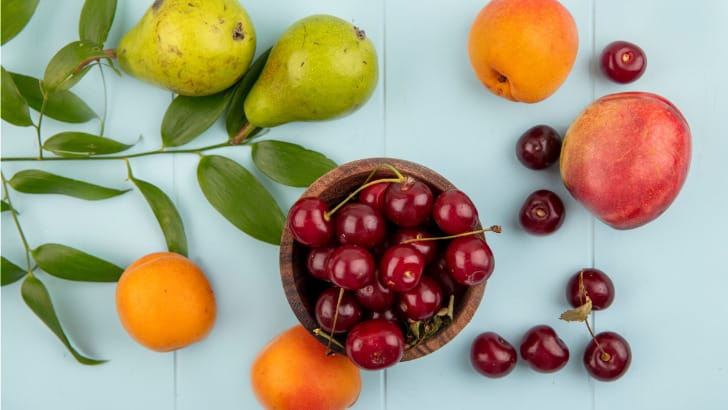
[399,225,503,245]
[324,163,406,219]
[582,306,611,362]
[324,287,346,355]
[313,328,345,353]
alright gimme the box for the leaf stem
[34,91,49,159]
[1,172,34,275]
[97,61,108,137]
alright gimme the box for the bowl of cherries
[280,157,500,370]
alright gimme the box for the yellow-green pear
[243,14,378,128]
[117,0,256,96]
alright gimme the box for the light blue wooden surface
[2,0,727,409]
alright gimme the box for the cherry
[315,288,364,334]
[369,306,400,323]
[358,181,391,213]
[426,252,465,299]
[600,40,647,84]
[327,244,375,290]
[306,246,336,281]
[432,189,480,235]
[383,176,434,227]
[519,189,565,235]
[335,203,387,248]
[445,235,494,286]
[390,227,438,264]
[566,268,615,310]
[520,325,570,373]
[354,277,396,311]
[583,331,631,381]
[515,125,562,170]
[288,197,333,247]
[470,332,518,378]
[379,243,426,292]
[397,276,443,321]
[346,319,405,370]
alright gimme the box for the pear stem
[74,49,116,75]
[231,122,259,145]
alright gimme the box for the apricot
[251,325,361,410]
[115,252,216,352]
[468,0,578,103]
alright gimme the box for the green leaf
[252,140,336,187]
[130,176,188,256]
[161,89,233,147]
[79,0,117,45]
[1,200,10,212]
[43,131,132,157]
[21,275,107,365]
[43,41,109,92]
[197,155,285,245]
[1,0,40,45]
[1,66,33,126]
[226,48,271,138]
[8,169,129,200]
[32,243,123,282]
[1,257,26,286]
[10,71,97,123]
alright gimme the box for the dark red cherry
[426,252,465,298]
[390,227,438,264]
[470,332,518,378]
[566,268,615,310]
[520,325,570,373]
[383,176,434,227]
[327,244,375,290]
[519,189,565,235]
[445,235,494,286]
[397,276,443,321]
[335,203,387,248]
[288,197,333,247]
[358,181,391,213]
[306,246,336,282]
[583,331,631,381]
[346,319,405,370]
[355,277,396,311]
[315,288,364,334]
[600,40,647,84]
[515,125,562,170]
[432,189,480,235]
[369,307,400,323]
[379,244,426,292]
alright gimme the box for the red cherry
[515,125,562,170]
[383,176,434,227]
[600,40,647,84]
[287,197,333,247]
[355,278,396,311]
[566,268,615,310]
[315,288,364,334]
[397,276,443,321]
[445,235,494,286]
[583,331,631,381]
[379,244,426,292]
[346,319,405,370]
[518,189,565,235]
[390,227,438,264]
[327,244,376,290]
[306,246,336,281]
[470,332,518,378]
[432,189,480,235]
[520,325,570,373]
[335,203,387,248]
[358,181,390,212]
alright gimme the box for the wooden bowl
[279,157,486,361]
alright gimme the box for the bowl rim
[279,157,487,361]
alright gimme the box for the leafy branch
[1,0,337,364]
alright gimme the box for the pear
[243,14,378,128]
[116,0,256,96]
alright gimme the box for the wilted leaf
[79,0,117,45]
[32,243,123,282]
[197,155,285,245]
[9,169,129,200]
[43,131,132,157]
[252,140,336,187]
[1,66,33,126]
[1,0,40,45]
[10,71,97,123]
[130,176,188,256]
[21,275,107,365]
[43,41,110,91]
[1,257,26,286]
[559,298,592,322]
[226,48,271,138]
[161,89,233,147]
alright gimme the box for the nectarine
[251,325,361,410]
[467,0,578,103]
[560,92,691,229]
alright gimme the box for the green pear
[243,14,378,128]
[117,0,256,96]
